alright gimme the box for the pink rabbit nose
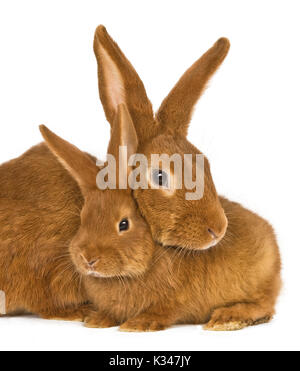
[208,228,218,239]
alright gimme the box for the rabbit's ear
[108,104,138,170]
[156,38,230,137]
[39,125,98,195]
[94,25,156,142]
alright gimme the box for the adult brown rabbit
[40,104,281,332]
[92,26,282,330]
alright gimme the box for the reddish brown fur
[39,103,281,332]
[0,143,92,319]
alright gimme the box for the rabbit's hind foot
[204,303,273,332]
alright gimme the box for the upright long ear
[94,25,157,142]
[156,38,230,137]
[107,104,138,178]
[39,125,99,195]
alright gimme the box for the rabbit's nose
[208,228,218,239]
[88,258,99,267]
[80,254,99,267]
[208,219,228,241]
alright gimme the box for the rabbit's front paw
[41,304,95,322]
[84,311,117,328]
[120,317,168,332]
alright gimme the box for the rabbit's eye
[152,169,169,187]
[119,218,129,232]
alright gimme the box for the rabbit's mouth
[158,212,228,251]
[77,259,129,279]
[77,262,130,279]
[86,270,125,279]
[85,267,143,279]
[71,250,150,279]
[87,270,106,278]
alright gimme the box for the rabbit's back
[0,144,87,315]
[0,143,82,204]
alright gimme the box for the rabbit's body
[0,143,89,318]
[83,197,281,331]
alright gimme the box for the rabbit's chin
[81,269,142,279]
[160,236,223,252]
[87,270,109,278]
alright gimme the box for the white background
[0,0,299,351]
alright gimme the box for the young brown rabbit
[92,26,282,330]
[40,104,281,332]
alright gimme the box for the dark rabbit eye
[119,218,129,232]
[152,169,168,187]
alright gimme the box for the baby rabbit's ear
[39,125,99,195]
[93,25,156,142]
[156,38,230,137]
[108,104,138,163]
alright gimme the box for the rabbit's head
[93,26,229,251]
[40,105,155,279]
